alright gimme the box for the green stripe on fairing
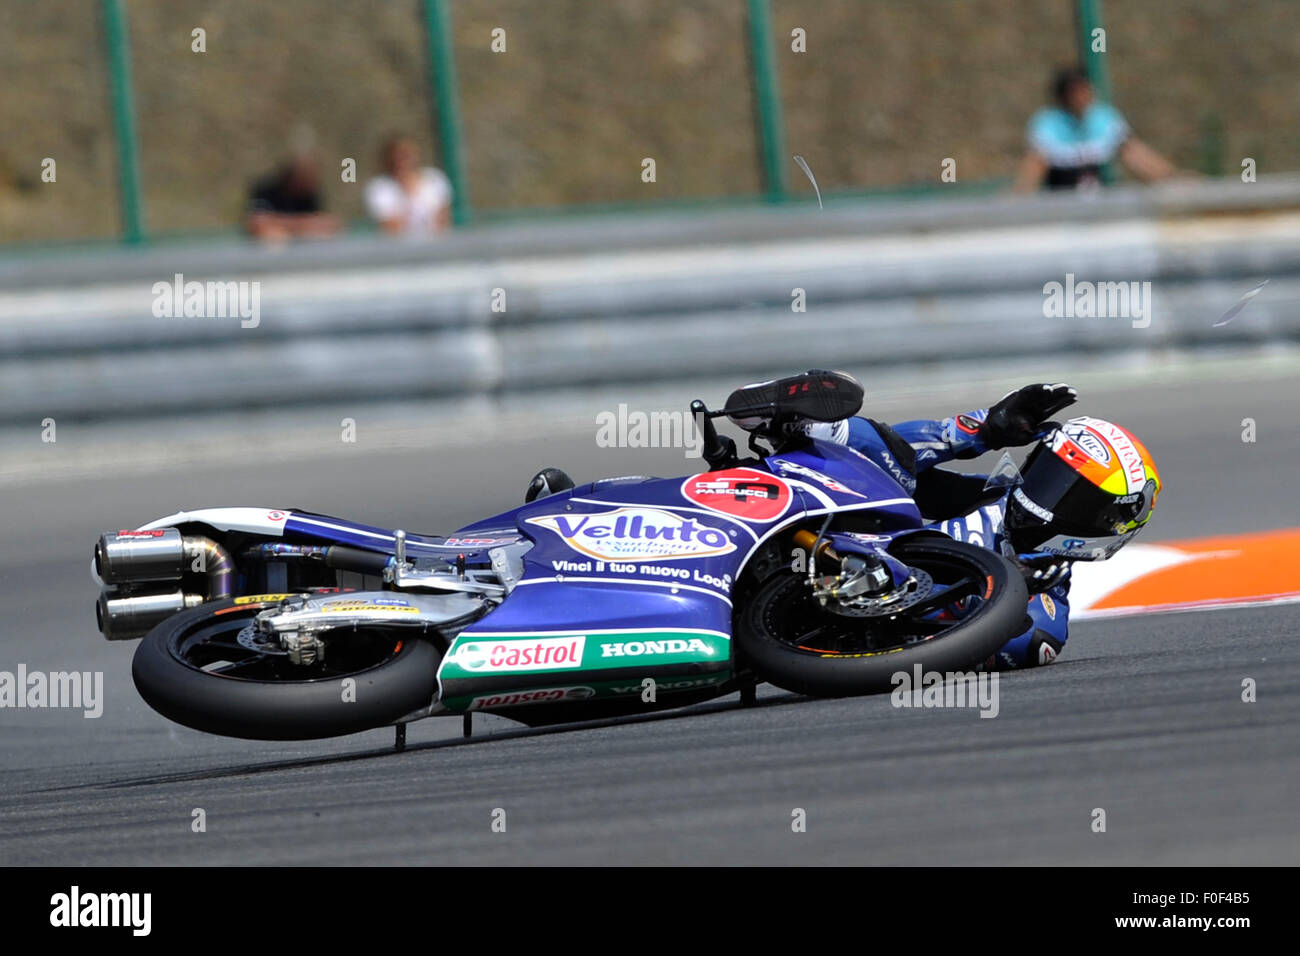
[440,671,733,713]
[438,629,730,681]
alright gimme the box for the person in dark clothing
[245,153,340,242]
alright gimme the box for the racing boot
[724,369,864,431]
[525,467,575,503]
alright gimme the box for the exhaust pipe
[94,529,237,639]
[96,528,187,584]
[97,590,205,641]
[95,529,236,593]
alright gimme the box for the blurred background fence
[3,0,1299,246]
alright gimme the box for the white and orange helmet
[1004,416,1161,560]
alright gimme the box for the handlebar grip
[691,400,737,470]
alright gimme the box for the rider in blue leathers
[784,376,1160,671]
[528,374,1159,671]
[799,384,1078,669]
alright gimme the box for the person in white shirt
[364,136,453,237]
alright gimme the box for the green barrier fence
[1,0,1295,246]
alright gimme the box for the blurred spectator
[1013,67,1181,192]
[364,136,452,237]
[244,150,341,241]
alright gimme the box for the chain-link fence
[2,0,1297,245]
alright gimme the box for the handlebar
[690,400,738,471]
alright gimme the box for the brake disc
[235,623,288,656]
[821,568,934,618]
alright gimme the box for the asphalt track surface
[1,366,1298,864]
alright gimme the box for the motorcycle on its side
[92,374,1027,741]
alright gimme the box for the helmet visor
[1007,445,1154,543]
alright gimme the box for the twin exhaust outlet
[94,528,235,640]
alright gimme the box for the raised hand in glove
[978,382,1078,449]
[1015,553,1072,594]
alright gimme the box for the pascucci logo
[525,507,736,561]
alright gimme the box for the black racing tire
[735,535,1028,697]
[132,597,439,740]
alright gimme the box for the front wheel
[734,536,1028,697]
[132,597,440,740]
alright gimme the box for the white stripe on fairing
[735,497,919,571]
[137,507,290,536]
[290,515,395,542]
[512,576,732,606]
[783,478,837,510]
[1066,544,1236,614]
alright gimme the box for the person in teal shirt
[1014,67,1181,191]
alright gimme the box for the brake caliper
[278,629,325,666]
[795,529,933,617]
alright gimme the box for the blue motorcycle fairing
[138,442,935,713]
[439,472,768,704]
[449,476,658,539]
[268,439,920,585]
[457,472,771,635]
[435,443,930,705]
[764,439,922,529]
[446,440,923,639]
[281,511,521,563]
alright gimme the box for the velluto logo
[526,507,736,562]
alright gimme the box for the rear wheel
[735,536,1028,697]
[132,597,439,740]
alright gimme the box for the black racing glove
[978,382,1078,449]
[1016,553,1072,594]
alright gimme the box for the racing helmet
[1003,416,1161,560]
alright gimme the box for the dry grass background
[1,0,1297,242]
